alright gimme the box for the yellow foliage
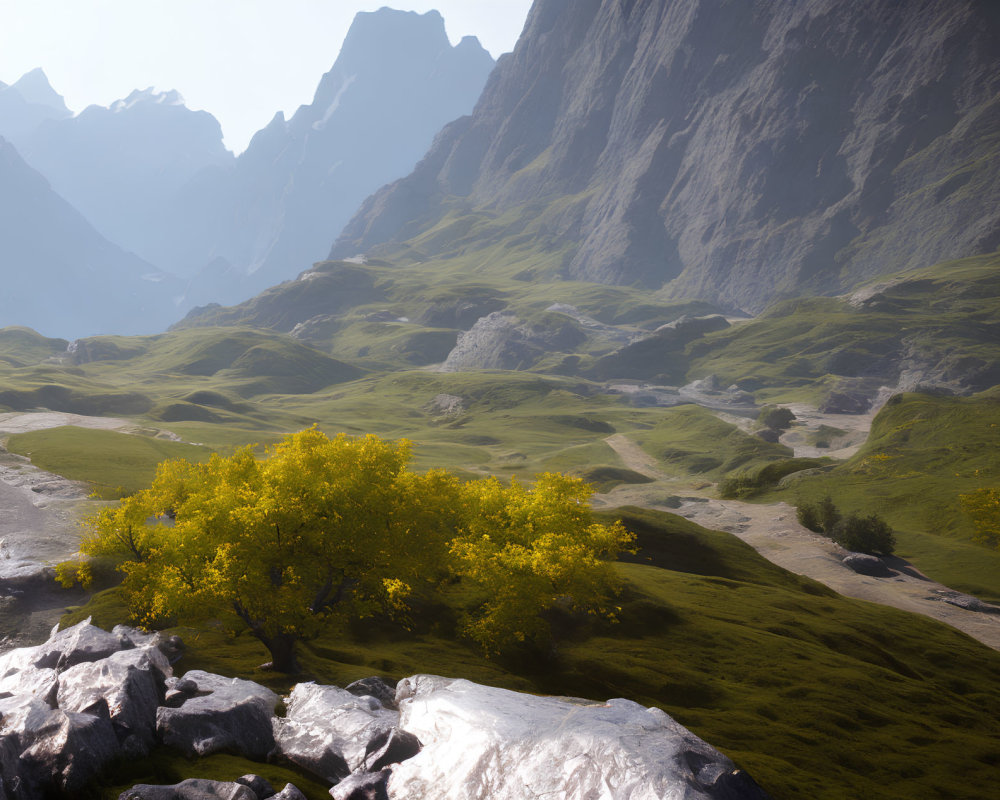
[81,429,633,668]
[961,487,1000,549]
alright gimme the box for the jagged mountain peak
[11,67,70,115]
[110,87,186,112]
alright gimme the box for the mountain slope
[332,0,1000,312]
[172,8,495,305]
[0,68,72,144]
[0,137,180,339]
[18,88,234,267]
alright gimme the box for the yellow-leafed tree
[82,429,632,671]
[451,472,633,654]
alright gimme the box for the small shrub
[831,513,896,556]
[758,405,796,431]
[797,504,822,532]
[818,495,841,533]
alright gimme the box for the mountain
[172,8,495,305]
[17,88,234,267]
[0,137,181,339]
[332,0,1000,313]
[0,68,72,144]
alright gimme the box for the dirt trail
[599,424,1000,652]
[0,412,163,651]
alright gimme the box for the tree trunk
[258,631,299,674]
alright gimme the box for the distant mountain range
[0,137,180,338]
[0,8,495,338]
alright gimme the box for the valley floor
[2,407,999,654]
[599,428,1000,651]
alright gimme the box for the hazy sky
[0,1,534,153]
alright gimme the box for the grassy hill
[65,507,1000,800]
[764,388,1000,600]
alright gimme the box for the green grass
[687,253,1000,404]
[5,427,213,497]
[63,507,1000,800]
[0,325,68,367]
[762,389,1000,599]
[632,405,793,477]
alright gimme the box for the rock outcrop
[0,623,770,800]
[333,0,1000,313]
[387,674,770,800]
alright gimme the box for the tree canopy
[79,429,632,671]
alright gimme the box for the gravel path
[600,425,1000,652]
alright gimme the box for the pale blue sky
[0,1,534,152]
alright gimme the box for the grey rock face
[1,623,771,799]
[273,682,398,781]
[31,619,124,670]
[155,671,278,760]
[362,726,421,772]
[441,311,585,372]
[334,0,1000,312]
[387,674,770,800]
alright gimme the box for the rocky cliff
[332,0,1000,312]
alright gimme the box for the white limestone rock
[274,682,398,781]
[57,647,170,755]
[30,618,124,671]
[388,675,770,800]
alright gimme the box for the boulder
[9,699,121,796]
[362,726,421,772]
[117,779,259,800]
[345,677,397,710]
[388,675,771,800]
[329,769,391,800]
[30,618,124,671]
[0,664,58,707]
[155,671,278,760]
[57,646,169,756]
[113,625,186,663]
[117,775,302,800]
[271,785,307,800]
[941,593,1000,614]
[842,553,895,578]
[273,682,398,781]
[235,775,275,799]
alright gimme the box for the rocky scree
[0,621,770,799]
